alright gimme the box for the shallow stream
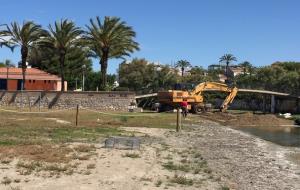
[234,126,300,147]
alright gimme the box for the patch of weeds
[65,169,74,175]
[72,153,91,160]
[16,160,43,173]
[194,153,202,159]
[87,163,96,169]
[204,168,212,174]
[10,187,21,190]
[162,161,190,172]
[164,154,173,160]
[14,179,21,183]
[43,163,68,172]
[198,160,208,168]
[119,116,128,123]
[180,159,189,164]
[74,145,96,153]
[123,153,140,158]
[1,176,12,185]
[84,170,92,175]
[221,186,230,190]
[1,157,12,164]
[193,168,201,174]
[155,179,163,187]
[170,175,193,186]
[140,177,152,182]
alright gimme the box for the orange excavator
[157,82,238,113]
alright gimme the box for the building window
[33,80,35,83]
[29,80,32,83]
[44,80,46,84]
[48,80,51,83]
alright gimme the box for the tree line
[0,17,139,91]
[118,58,300,96]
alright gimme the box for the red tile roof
[0,67,61,80]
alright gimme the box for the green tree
[119,58,178,93]
[219,54,237,78]
[175,60,191,77]
[0,21,46,90]
[39,19,83,91]
[239,61,253,75]
[84,16,139,90]
[29,45,93,91]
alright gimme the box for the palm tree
[239,61,252,75]
[219,54,237,78]
[39,19,83,91]
[84,16,139,90]
[0,21,46,90]
[175,60,191,77]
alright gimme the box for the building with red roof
[0,67,67,91]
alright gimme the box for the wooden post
[176,107,180,132]
[29,101,31,112]
[76,104,79,126]
[39,93,41,112]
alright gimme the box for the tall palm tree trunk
[181,67,184,77]
[59,53,66,91]
[225,61,229,78]
[100,58,108,90]
[100,48,109,90]
[21,46,28,90]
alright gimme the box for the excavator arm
[190,82,238,112]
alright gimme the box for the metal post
[271,95,276,113]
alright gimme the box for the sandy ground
[0,116,300,190]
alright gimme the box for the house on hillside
[227,66,244,77]
[208,64,226,71]
[0,67,67,91]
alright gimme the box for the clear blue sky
[0,0,300,73]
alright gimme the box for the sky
[0,0,300,74]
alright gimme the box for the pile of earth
[199,112,294,127]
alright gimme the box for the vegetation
[175,59,191,77]
[219,54,237,78]
[84,16,139,90]
[119,58,179,93]
[38,19,83,91]
[0,21,46,90]
[0,17,138,91]
[235,62,300,95]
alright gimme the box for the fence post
[176,107,181,132]
[76,104,79,126]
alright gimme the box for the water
[234,126,300,147]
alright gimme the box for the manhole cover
[104,136,140,150]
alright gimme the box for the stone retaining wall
[0,91,135,111]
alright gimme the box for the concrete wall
[0,91,135,111]
[215,97,300,113]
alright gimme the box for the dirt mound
[201,112,294,127]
